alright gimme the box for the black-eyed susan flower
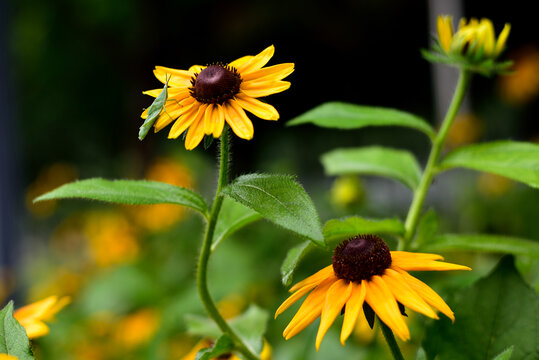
[14,295,70,339]
[425,15,512,75]
[142,45,294,150]
[275,234,470,350]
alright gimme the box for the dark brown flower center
[332,234,392,282]
[190,64,242,104]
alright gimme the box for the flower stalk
[402,70,471,249]
[379,316,405,360]
[196,126,260,360]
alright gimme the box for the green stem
[401,70,471,250]
[196,126,260,360]
[378,317,405,360]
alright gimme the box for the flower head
[275,235,470,350]
[142,45,294,150]
[426,15,512,75]
[14,295,70,339]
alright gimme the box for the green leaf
[212,198,262,251]
[423,256,539,360]
[0,302,35,360]
[321,146,422,189]
[418,234,539,257]
[186,305,269,356]
[195,334,234,360]
[139,77,168,140]
[34,178,209,217]
[281,241,316,286]
[222,174,324,245]
[414,209,439,248]
[415,348,427,360]
[323,216,405,248]
[439,141,539,188]
[287,102,435,139]
[492,347,514,360]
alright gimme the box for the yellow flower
[275,235,470,350]
[437,15,510,59]
[142,45,294,150]
[114,309,160,349]
[13,296,70,339]
[497,47,539,105]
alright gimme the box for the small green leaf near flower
[0,302,35,360]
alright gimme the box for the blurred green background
[1,0,538,359]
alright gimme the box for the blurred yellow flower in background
[330,176,364,209]
[114,308,160,349]
[477,173,514,198]
[14,296,70,339]
[83,211,139,267]
[437,15,510,59]
[28,268,84,302]
[142,45,294,150]
[498,47,539,105]
[130,157,194,232]
[25,163,78,218]
[180,338,272,360]
[445,113,484,149]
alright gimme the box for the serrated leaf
[323,217,405,248]
[186,305,269,356]
[281,241,316,286]
[0,302,35,360]
[212,197,262,251]
[34,178,208,217]
[321,146,422,189]
[439,141,539,188]
[414,209,438,248]
[222,174,324,245]
[139,77,168,140]
[287,102,435,139]
[418,234,539,257]
[492,346,514,360]
[423,256,539,360]
[195,334,234,360]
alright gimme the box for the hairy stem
[379,317,405,360]
[196,127,260,360]
[401,70,471,250]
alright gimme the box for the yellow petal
[235,94,279,120]
[289,265,333,293]
[241,80,291,98]
[340,280,367,345]
[391,258,471,272]
[229,55,254,70]
[395,268,455,322]
[382,269,438,319]
[141,108,149,119]
[14,296,58,321]
[365,276,410,341]
[184,105,207,150]
[275,282,319,318]
[42,296,70,321]
[242,63,295,83]
[154,66,193,87]
[316,279,353,350]
[437,15,454,53]
[283,276,337,340]
[236,45,275,75]
[478,18,495,56]
[18,320,50,339]
[143,88,164,97]
[213,104,226,138]
[390,251,444,262]
[495,23,511,56]
[204,104,216,135]
[167,103,200,138]
[155,102,192,132]
[224,100,254,140]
